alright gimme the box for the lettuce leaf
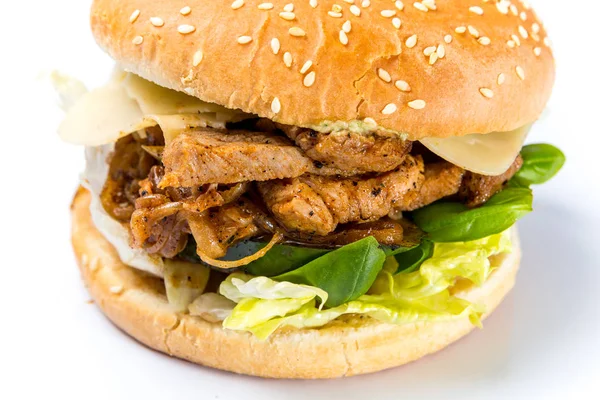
[219,230,512,339]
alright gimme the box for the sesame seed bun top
[90,0,555,140]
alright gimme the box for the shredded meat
[459,155,523,207]
[130,164,255,259]
[100,127,164,221]
[277,124,412,174]
[258,155,424,235]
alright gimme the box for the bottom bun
[71,188,521,379]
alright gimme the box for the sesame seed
[300,60,312,74]
[429,52,438,65]
[332,4,343,12]
[516,66,525,80]
[343,0,354,4]
[408,100,426,110]
[279,11,296,20]
[406,34,417,48]
[271,38,280,54]
[531,32,540,42]
[478,37,491,45]
[310,0,318,8]
[237,35,252,44]
[339,30,349,45]
[150,17,164,27]
[468,25,479,38]
[413,2,428,12]
[392,17,401,29]
[437,44,445,58]
[180,6,192,15]
[496,1,509,14]
[377,68,392,83]
[544,37,551,47]
[178,25,196,34]
[343,20,352,33]
[350,5,361,16]
[395,1,404,11]
[109,286,123,294]
[497,73,505,85]
[271,97,281,113]
[289,27,306,37]
[469,6,484,15]
[303,71,316,87]
[444,34,452,44]
[382,103,398,115]
[395,80,411,92]
[328,11,343,18]
[532,23,540,34]
[364,117,377,126]
[511,34,521,46]
[507,40,515,48]
[518,26,529,39]
[284,52,293,67]
[534,47,542,56]
[520,11,527,21]
[381,10,396,17]
[422,0,436,10]
[479,88,494,98]
[231,0,245,10]
[284,3,294,12]
[510,4,518,15]
[193,50,203,66]
[129,9,140,23]
[424,46,436,56]
[455,26,466,34]
[258,3,274,10]
[132,35,143,45]
[361,0,371,8]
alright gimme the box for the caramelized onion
[195,232,284,269]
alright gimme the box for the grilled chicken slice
[396,161,465,211]
[160,129,314,187]
[258,155,424,235]
[459,155,523,207]
[278,124,412,174]
[160,128,362,187]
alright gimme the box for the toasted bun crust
[90,0,554,140]
[72,188,521,378]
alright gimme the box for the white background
[2,1,600,399]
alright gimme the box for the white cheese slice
[58,75,147,146]
[420,125,531,176]
[59,70,249,146]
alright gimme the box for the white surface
[2,1,600,399]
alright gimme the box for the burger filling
[61,73,564,339]
[101,122,523,262]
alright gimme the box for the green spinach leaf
[394,240,434,273]
[244,245,329,277]
[274,237,386,307]
[511,143,566,187]
[412,187,533,242]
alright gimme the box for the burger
[61,0,564,378]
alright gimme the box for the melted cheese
[420,125,531,176]
[59,70,248,146]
